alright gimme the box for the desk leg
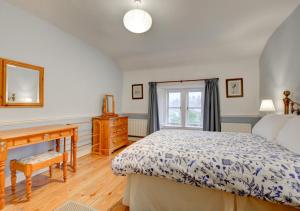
[56,139,61,168]
[0,142,8,210]
[70,141,73,167]
[56,139,61,152]
[71,129,78,172]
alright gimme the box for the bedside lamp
[260,99,276,114]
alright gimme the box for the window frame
[166,90,182,126]
[186,90,204,128]
[164,87,204,129]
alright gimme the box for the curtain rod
[153,77,219,84]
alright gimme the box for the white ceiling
[7,0,300,71]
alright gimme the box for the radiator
[128,119,148,137]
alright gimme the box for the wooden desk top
[0,124,78,140]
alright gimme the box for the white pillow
[277,117,300,154]
[252,114,293,142]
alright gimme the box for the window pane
[187,109,202,126]
[168,92,181,107]
[188,92,201,107]
[168,108,181,125]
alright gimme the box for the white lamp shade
[123,9,152,33]
[260,99,276,112]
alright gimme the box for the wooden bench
[10,151,68,200]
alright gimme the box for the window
[164,88,204,128]
[167,92,181,125]
[187,91,202,127]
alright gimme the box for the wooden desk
[0,124,78,209]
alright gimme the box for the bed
[112,91,300,211]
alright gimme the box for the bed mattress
[112,129,300,207]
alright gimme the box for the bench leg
[10,160,16,194]
[49,165,52,178]
[25,176,32,200]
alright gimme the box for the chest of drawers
[92,116,128,155]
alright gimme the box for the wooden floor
[4,150,127,211]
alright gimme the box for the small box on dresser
[92,116,128,156]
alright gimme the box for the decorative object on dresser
[0,124,78,209]
[93,95,128,156]
[102,94,117,117]
[132,84,143,100]
[0,58,44,107]
[226,78,243,98]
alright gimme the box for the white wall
[0,1,123,123]
[122,58,260,116]
[260,5,300,112]
[0,1,123,186]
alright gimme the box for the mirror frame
[0,58,44,107]
[102,94,118,117]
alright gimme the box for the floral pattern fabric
[112,129,300,207]
[18,151,62,164]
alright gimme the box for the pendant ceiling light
[123,0,152,34]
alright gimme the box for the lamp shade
[260,99,276,112]
[123,9,152,33]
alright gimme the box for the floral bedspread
[112,130,300,207]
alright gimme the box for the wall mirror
[0,58,44,107]
[102,95,118,117]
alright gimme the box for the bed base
[124,174,297,211]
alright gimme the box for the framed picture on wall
[226,78,244,98]
[132,84,143,100]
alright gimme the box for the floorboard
[4,149,127,211]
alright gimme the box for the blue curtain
[147,82,160,134]
[203,79,221,131]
